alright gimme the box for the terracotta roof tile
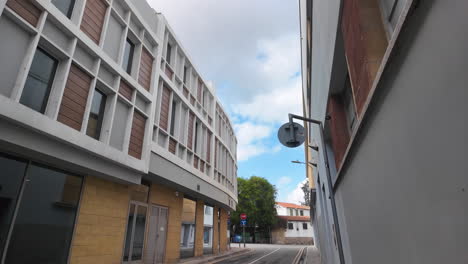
[276,202,310,210]
[277,215,310,221]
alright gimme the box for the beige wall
[69,176,131,264]
[194,200,205,256]
[149,183,183,264]
[220,208,228,253]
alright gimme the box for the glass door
[123,201,148,263]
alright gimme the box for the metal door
[144,205,168,264]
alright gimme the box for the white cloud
[234,122,276,162]
[148,1,302,163]
[277,176,292,186]
[287,179,308,204]
[232,34,303,124]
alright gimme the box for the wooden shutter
[168,138,177,154]
[6,0,41,26]
[129,111,146,159]
[139,47,153,91]
[159,86,171,131]
[187,112,195,150]
[80,0,108,44]
[119,80,133,101]
[58,64,92,131]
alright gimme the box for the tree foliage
[301,179,310,206]
[231,176,277,238]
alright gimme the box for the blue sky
[149,0,307,203]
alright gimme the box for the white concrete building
[272,202,314,244]
[0,0,236,263]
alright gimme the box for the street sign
[240,219,247,226]
[278,122,305,148]
[240,213,247,220]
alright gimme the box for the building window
[122,38,135,74]
[289,208,293,216]
[86,89,107,139]
[166,43,172,64]
[183,66,188,83]
[288,223,294,230]
[170,100,177,136]
[20,48,58,113]
[123,203,148,262]
[194,122,199,153]
[303,223,308,230]
[300,210,304,216]
[0,154,83,263]
[51,0,75,18]
[295,209,298,216]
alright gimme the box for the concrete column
[219,208,228,253]
[212,206,220,254]
[194,200,205,256]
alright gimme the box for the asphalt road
[214,244,305,264]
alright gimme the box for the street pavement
[213,244,321,264]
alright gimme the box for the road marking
[292,247,306,264]
[246,248,281,264]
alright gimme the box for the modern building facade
[300,0,468,263]
[0,0,237,263]
[272,202,314,245]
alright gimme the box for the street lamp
[278,113,345,264]
[291,160,317,167]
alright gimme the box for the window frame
[0,154,84,263]
[123,38,135,75]
[166,43,172,65]
[86,89,107,140]
[287,222,294,230]
[122,201,148,263]
[51,0,76,18]
[20,48,58,114]
[302,223,308,230]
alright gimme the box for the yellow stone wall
[69,176,131,264]
[194,200,205,256]
[219,208,228,253]
[149,183,183,264]
[212,206,219,254]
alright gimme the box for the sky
[148,0,307,204]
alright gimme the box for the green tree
[301,179,310,206]
[231,176,277,243]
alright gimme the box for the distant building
[272,202,314,245]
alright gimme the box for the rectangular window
[194,122,199,153]
[122,38,135,74]
[183,66,188,83]
[289,208,293,216]
[300,210,304,216]
[303,223,308,230]
[166,43,172,64]
[86,89,107,140]
[288,223,294,230]
[1,159,83,263]
[52,0,75,18]
[123,203,148,262]
[170,100,177,136]
[20,49,58,113]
